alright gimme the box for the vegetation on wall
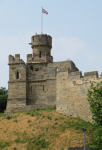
[87,81,102,150]
[0,87,8,110]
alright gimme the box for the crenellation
[15,54,20,60]
[9,54,25,64]
[9,55,14,63]
[84,71,98,77]
[27,54,33,63]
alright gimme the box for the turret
[28,34,53,63]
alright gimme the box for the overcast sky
[0,0,102,89]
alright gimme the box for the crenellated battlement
[31,34,52,48]
[27,54,33,63]
[68,70,100,80]
[8,54,25,65]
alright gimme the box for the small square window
[35,68,39,71]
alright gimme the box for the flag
[35,33,37,35]
[42,9,48,14]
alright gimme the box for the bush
[31,112,34,116]
[6,115,11,120]
[55,118,58,121]
[0,95,8,110]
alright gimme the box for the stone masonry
[5,34,102,123]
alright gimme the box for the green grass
[13,119,18,122]
[47,115,52,120]
[0,139,11,149]
[6,115,11,120]
[46,127,48,132]
[60,117,64,120]
[0,105,100,149]
[39,105,56,112]
[0,113,7,118]
[27,133,49,150]
[28,119,31,122]
[14,137,27,144]
[31,112,34,116]
[42,115,45,118]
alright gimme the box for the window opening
[16,71,19,79]
[35,68,39,71]
[31,86,32,92]
[39,51,42,58]
[30,66,33,71]
[48,52,49,55]
[43,85,44,91]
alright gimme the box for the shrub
[6,115,11,120]
[31,112,34,116]
[47,115,52,120]
[55,118,58,121]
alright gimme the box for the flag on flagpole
[35,33,37,35]
[42,8,48,14]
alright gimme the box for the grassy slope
[0,106,98,150]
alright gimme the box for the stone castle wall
[56,70,102,123]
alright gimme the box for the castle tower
[28,34,53,64]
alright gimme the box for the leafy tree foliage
[0,87,8,110]
[87,82,102,150]
[0,87,8,95]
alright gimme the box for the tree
[0,87,8,95]
[0,87,8,111]
[87,82,102,150]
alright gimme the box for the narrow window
[30,66,33,71]
[31,86,32,92]
[43,85,44,91]
[39,51,42,58]
[16,71,19,79]
[48,52,49,55]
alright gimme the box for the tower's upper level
[31,34,52,48]
[27,34,53,64]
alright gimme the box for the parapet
[8,54,25,64]
[69,71,82,79]
[27,54,33,63]
[31,34,52,48]
[68,70,99,80]
[84,71,98,78]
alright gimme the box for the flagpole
[41,7,43,34]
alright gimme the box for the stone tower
[27,34,53,65]
[6,54,27,110]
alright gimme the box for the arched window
[16,71,19,79]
